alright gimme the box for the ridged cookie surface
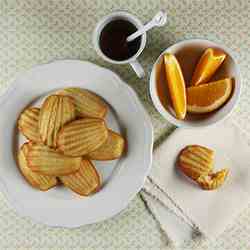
[59,159,101,196]
[27,143,81,176]
[18,143,57,190]
[57,88,107,118]
[18,107,40,142]
[57,118,108,157]
[39,95,76,148]
[87,130,125,160]
[178,145,214,181]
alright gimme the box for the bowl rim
[149,38,242,128]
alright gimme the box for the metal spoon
[126,11,167,43]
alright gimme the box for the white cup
[93,11,146,78]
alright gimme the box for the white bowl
[149,39,241,127]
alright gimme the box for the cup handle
[129,60,145,78]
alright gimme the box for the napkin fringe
[149,174,209,236]
[145,177,194,227]
[148,176,201,231]
[140,188,202,246]
[139,192,173,246]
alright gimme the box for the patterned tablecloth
[0,0,249,249]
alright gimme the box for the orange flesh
[187,78,233,113]
[191,48,226,86]
[164,53,187,120]
[187,78,231,106]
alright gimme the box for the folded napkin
[141,121,250,246]
[142,178,198,246]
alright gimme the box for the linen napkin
[141,121,250,245]
[142,178,199,245]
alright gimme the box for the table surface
[0,0,249,249]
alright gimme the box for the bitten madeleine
[178,145,229,190]
[18,107,40,142]
[57,88,108,119]
[197,168,229,190]
[27,143,81,176]
[178,145,214,181]
[39,95,76,148]
[18,143,57,190]
[57,118,108,157]
[59,159,101,196]
[87,130,125,160]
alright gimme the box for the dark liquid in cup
[99,19,141,61]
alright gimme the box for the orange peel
[164,53,187,120]
[191,48,226,86]
[187,78,233,114]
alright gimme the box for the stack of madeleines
[164,48,233,120]
[17,88,125,196]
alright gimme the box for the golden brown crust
[59,159,101,196]
[56,88,108,119]
[197,168,229,190]
[178,145,229,191]
[87,130,125,160]
[17,107,41,142]
[27,143,81,176]
[57,118,108,157]
[178,145,214,181]
[38,95,76,148]
[17,142,57,191]
[15,88,127,197]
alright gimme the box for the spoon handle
[126,21,155,42]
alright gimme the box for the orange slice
[191,48,226,86]
[164,53,187,120]
[187,78,232,114]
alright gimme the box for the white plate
[0,60,153,227]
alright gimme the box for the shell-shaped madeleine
[39,95,76,148]
[59,159,101,196]
[18,143,57,190]
[178,145,214,181]
[57,118,108,157]
[87,130,125,160]
[27,143,81,176]
[197,169,229,190]
[57,88,107,118]
[18,107,40,142]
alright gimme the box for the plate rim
[0,60,154,227]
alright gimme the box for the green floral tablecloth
[0,0,249,249]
